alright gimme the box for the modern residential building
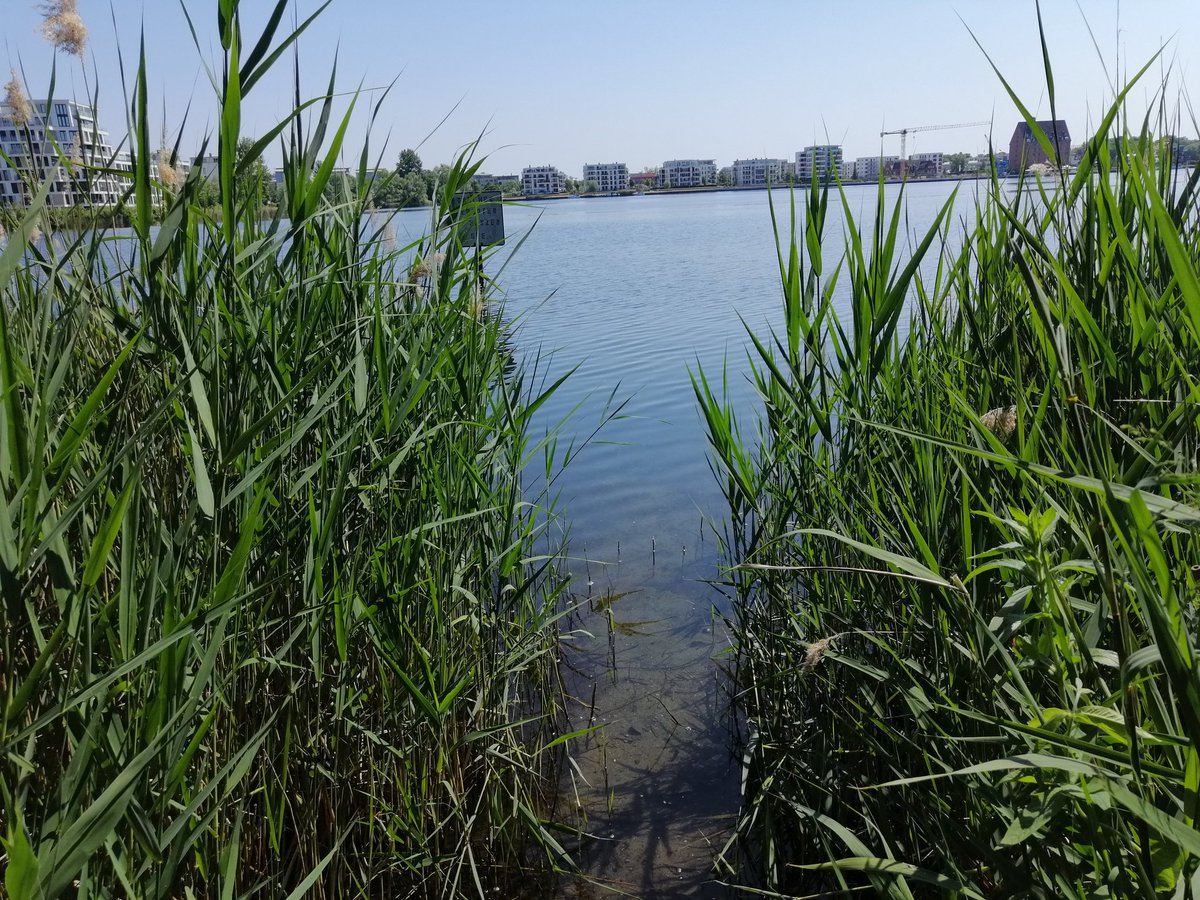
[839,159,856,181]
[0,98,136,206]
[661,158,717,188]
[854,155,900,180]
[908,151,944,177]
[732,157,785,186]
[194,154,220,181]
[795,145,843,183]
[629,169,660,189]
[582,162,629,192]
[1009,120,1071,172]
[473,173,519,188]
[521,165,566,195]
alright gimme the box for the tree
[717,168,732,187]
[234,137,272,207]
[322,171,355,204]
[423,164,451,201]
[396,148,422,178]
[945,152,971,176]
[373,171,428,208]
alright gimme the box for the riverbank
[500,172,997,204]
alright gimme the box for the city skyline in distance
[4,0,1197,176]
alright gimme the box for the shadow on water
[553,552,743,899]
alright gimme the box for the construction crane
[880,121,991,177]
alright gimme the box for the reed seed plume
[803,637,831,670]
[156,149,182,192]
[4,71,32,125]
[980,404,1017,440]
[40,0,88,56]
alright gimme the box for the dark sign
[451,190,505,247]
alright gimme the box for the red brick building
[1009,120,1071,171]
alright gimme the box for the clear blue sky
[5,1,1197,175]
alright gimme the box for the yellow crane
[880,121,991,177]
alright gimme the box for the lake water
[387,181,972,898]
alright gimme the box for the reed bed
[1,1,573,896]
[697,28,1200,899]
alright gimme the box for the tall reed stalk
[1,2,573,896]
[697,18,1200,898]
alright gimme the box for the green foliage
[235,136,274,205]
[0,1,571,897]
[945,151,972,174]
[698,32,1200,900]
[396,146,423,177]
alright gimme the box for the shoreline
[507,172,997,203]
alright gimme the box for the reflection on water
[386,183,967,897]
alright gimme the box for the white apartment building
[854,155,899,180]
[661,158,716,188]
[839,159,856,181]
[521,165,566,195]
[795,145,843,182]
[0,98,135,207]
[473,173,519,188]
[582,162,629,192]
[195,154,220,181]
[732,157,785,186]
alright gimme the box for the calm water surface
[390,182,970,898]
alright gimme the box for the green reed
[697,18,1200,899]
[0,2,576,896]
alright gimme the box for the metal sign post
[450,189,505,315]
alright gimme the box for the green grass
[0,2,576,897]
[696,18,1200,899]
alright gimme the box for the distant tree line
[1078,134,1200,167]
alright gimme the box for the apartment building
[732,157,785,186]
[0,98,135,206]
[195,154,219,181]
[473,173,519,188]
[582,162,629,192]
[521,165,566,195]
[1009,120,1071,171]
[661,158,716,188]
[795,145,843,182]
[854,155,899,180]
